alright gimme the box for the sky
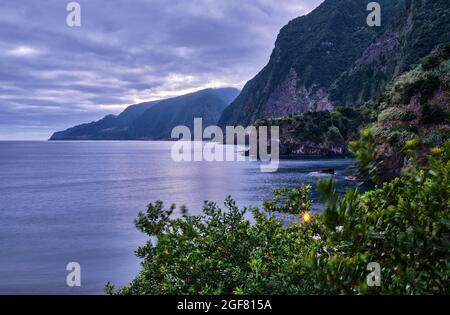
[0,0,323,140]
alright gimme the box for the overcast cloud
[0,0,323,140]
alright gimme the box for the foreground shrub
[349,128,383,184]
[107,142,450,295]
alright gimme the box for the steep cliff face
[220,0,450,128]
[331,0,450,106]
[219,0,404,127]
[256,42,450,162]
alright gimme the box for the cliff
[219,0,450,128]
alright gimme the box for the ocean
[0,141,359,294]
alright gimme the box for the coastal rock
[320,168,335,175]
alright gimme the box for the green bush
[107,142,450,295]
[316,143,450,294]
[349,128,383,184]
[389,63,443,105]
[425,130,448,147]
[422,42,450,70]
[107,196,320,295]
[378,107,416,123]
[387,130,416,147]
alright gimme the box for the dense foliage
[254,106,375,157]
[108,141,450,295]
[331,0,450,106]
[350,42,450,181]
[259,107,370,144]
[349,127,383,184]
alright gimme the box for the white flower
[336,225,344,233]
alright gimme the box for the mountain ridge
[50,87,240,141]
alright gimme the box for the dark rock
[320,168,335,175]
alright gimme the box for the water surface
[0,141,359,294]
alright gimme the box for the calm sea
[0,141,359,294]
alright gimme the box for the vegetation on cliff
[254,106,374,156]
[351,42,450,181]
[219,0,450,128]
[331,0,450,106]
[267,42,450,174]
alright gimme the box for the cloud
[0,0,323,140]
[6,45,43,57]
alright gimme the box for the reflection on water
[0,141,363,294]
